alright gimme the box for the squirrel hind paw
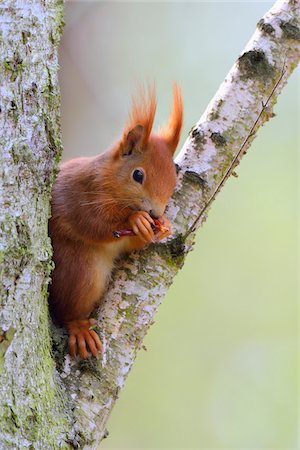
[66,319,103,358]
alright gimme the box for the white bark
[0,0,299,449]
[56,0,299,448]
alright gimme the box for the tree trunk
[0,0,299,449]
[0,1,67,448]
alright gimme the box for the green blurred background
[60,2,298,448]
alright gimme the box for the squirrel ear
[121,124,144,156]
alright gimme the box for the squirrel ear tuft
[121,124,144,156]
[159,84,183,155]
[122,84,156,152]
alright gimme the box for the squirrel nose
[150,206,165,219]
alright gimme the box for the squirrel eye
[132,169,144,184]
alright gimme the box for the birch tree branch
[56,0,299,448]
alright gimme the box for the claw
[66,319,103,358]
[113,217,170,239]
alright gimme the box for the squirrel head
[108,84,183,218]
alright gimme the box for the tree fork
[71,1,299,447]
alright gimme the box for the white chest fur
[93,238,131,288]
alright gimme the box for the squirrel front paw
[66,318,103,358]
[128,211,155,243]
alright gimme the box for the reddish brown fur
[49,86,183,358]
[159,84,183,154]
[123,84,156,147]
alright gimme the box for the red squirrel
[49,85,183,358]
